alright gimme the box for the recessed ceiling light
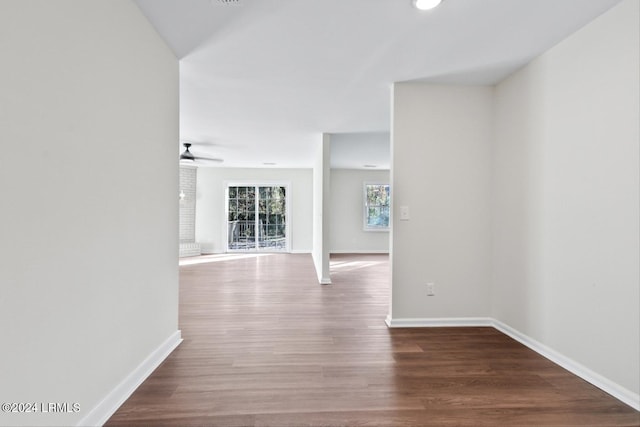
[413,0,443,11]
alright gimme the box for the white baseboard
[385,316,492,328]
[492,319,640,411]
[384,315,639,411]
[77,330,183,427]
[319,277,332,285]
[290,249,312,254]
[330,250,389,254]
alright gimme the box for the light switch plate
[399,206,410,220]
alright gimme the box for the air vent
[215,0,240,3]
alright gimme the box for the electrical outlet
[427,282,435,296]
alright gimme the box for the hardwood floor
[106,253,639,426]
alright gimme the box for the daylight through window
[364,183,390,231]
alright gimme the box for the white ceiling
[134,0,621,169]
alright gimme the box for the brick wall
[179,165,200,257]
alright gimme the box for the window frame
[224,181,291,252]
[363,182,390,232]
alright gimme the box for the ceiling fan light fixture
[179,143,195,161]
[179,141,224,164]
[413,0,443,11]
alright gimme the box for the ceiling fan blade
[194,156,224,163]
[179,142,223,164]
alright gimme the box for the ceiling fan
[179,142,223,164]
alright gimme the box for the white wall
[196,168,313,253]
[390,84,493,320]
[330,132,390,169]
[0,1,179,426]
[492,0,639,399]
[330,169,390,253]
[312,135,332,284]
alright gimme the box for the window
[227,184,288,251]
[364,183,390,231]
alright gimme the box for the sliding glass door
[227,184,288,252]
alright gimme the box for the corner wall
[0,1,179,425]
[390,84,493,320]
[312,135,331,283]
[492,0,639,400]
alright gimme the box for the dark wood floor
[106,253,639,426]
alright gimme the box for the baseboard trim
[77,330,183,427]
[385,316,492,328]
[492,320,640,411]
[330,250,389,254]
[384,315,639,411]
[290,249,312,254]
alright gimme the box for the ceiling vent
[215,0,240,3]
